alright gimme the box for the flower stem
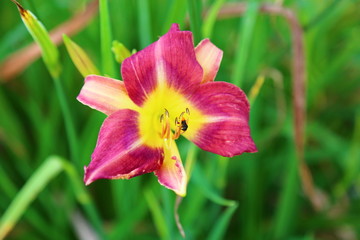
[52,77,80,165]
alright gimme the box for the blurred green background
[1,0,360,239]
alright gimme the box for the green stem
[100,0,116,77]
[53,77,79,166]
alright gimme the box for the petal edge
[84,109,163,185]
[195,39,223,83]
[185,81,257,157]
[155,141,187,196]
[77,75,137,115]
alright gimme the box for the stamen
[160,108,191,141]
[159,108,173,149]
[173,108,190,140]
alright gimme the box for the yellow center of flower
[138,86,204,148]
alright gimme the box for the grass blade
[232,2,259,87]
[0,156,63,239]
[144,187,171,240]
[136,0,153,48]
[100,0,116,77]
[186,0,202,43]
[162,0,187,34]
[208,204,238,240]
[202,0,226,38]
[273,149,299,239]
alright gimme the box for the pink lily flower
[77,24,257,196]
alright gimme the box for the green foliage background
[1,0,360,239]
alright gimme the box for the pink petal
[195,39,223,83]
[84,109,163,185]
[184,82,257,157]
[77,75,137,115]
[121,23,203,106]
[154,141,187,196]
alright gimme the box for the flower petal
[84,109,163,185]
[195,39,223,83]
[184,82,257,157]
[121,23,203,106]
[155,140,187,196]
[77,75,138,115]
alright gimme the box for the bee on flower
[77,24,257,196]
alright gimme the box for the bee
[173,108,190,139]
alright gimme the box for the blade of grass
[0,156,63,239]
[162,0,187,34]
[192,163,238,239]
[161,188,175,239]
[202,0,226,38]
[61,160,107,240]
[0,166,61,239]
[109,200,148,240]
[0,88,28,159]
[334,111,360,198]
[186,0,202,43]
[99,0,116,77]
[136,0,152,48]
[273,147,299,239]
[144,187,171,240]
[0,155,107,239]
[192,164,237,207]
[232,2,259,87]
[208,203,238,240]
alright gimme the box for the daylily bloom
[77,24,257,196]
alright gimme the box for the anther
[172,108,190,140]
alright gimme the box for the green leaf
[0,156,63,239]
